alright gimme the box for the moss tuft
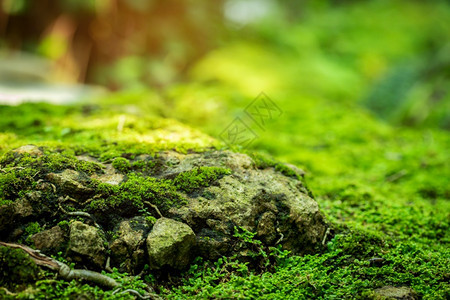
[112,157,131,173]
[173,166,232,193]
[89,173,186,213]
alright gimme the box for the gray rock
[46,169,93,197]
[91,164,124,186]
[12,145,43,157]
[373,286,418,300]
[31,225,66,253]
[68,221,106,268]
[0,198,33,233]
[110,217,150,273]
[13,198,34,218]
[165,151,327,257]
[146,218,196,270]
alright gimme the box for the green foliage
[24,222,42,236]
[90,173,186,213]
[23,267,149,300]
[112,157,131,173]
[247,152,300,179]
[173,166,231,193]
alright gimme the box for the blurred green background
[1,0,449,129]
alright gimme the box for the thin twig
[58,202,101,229]
[322,228,331,245]
[275,221,284,245]
[80,194,102,206]
[143,201,163,218]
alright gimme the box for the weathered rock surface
[157,151,327,257]
[47,169,93,197]
[31,225,66,253]
[372,286,418,300]
[68,221,106,268]
[0,145,327,273]
[146,218,196,270]
[110,216,150,273]
[11,145,43,157]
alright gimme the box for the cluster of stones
[0,145,327,274]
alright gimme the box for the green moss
[89,173,186,213]
[247,152,300,179]
[111,157,156,174]
[0,102,217,161]
[131,159,156,174]
[112,157,131,173]
[0,148,102,205]
[173,166,232,193]
[24,222,42,236]
[0,246,41,287]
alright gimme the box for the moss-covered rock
[146,217,196,270]
[31,225,66,254]
[110,216,150,274]
[68,221,107,268]
[0,145,327,273]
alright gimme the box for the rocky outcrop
[0,145,327,273]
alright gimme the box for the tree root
[0,241,118,288]
[112,288,163,300]
[57,202,101,228]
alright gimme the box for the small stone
[31,226,65,253]
[46,169,93,196]
[91,164,124,186]
[68,221,106,268]
[13,198,34,218]
[12,145,43,157]
[110,217,149,273]
[146,218,195,270]
[373,286,418,300]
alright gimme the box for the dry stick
[0,241,118,288]
[143,201,163,218]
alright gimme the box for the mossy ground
[1,1,449,298]
[0,96,448,298]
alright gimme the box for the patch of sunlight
[190,43,284,96]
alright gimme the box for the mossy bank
[0,101,448,299]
